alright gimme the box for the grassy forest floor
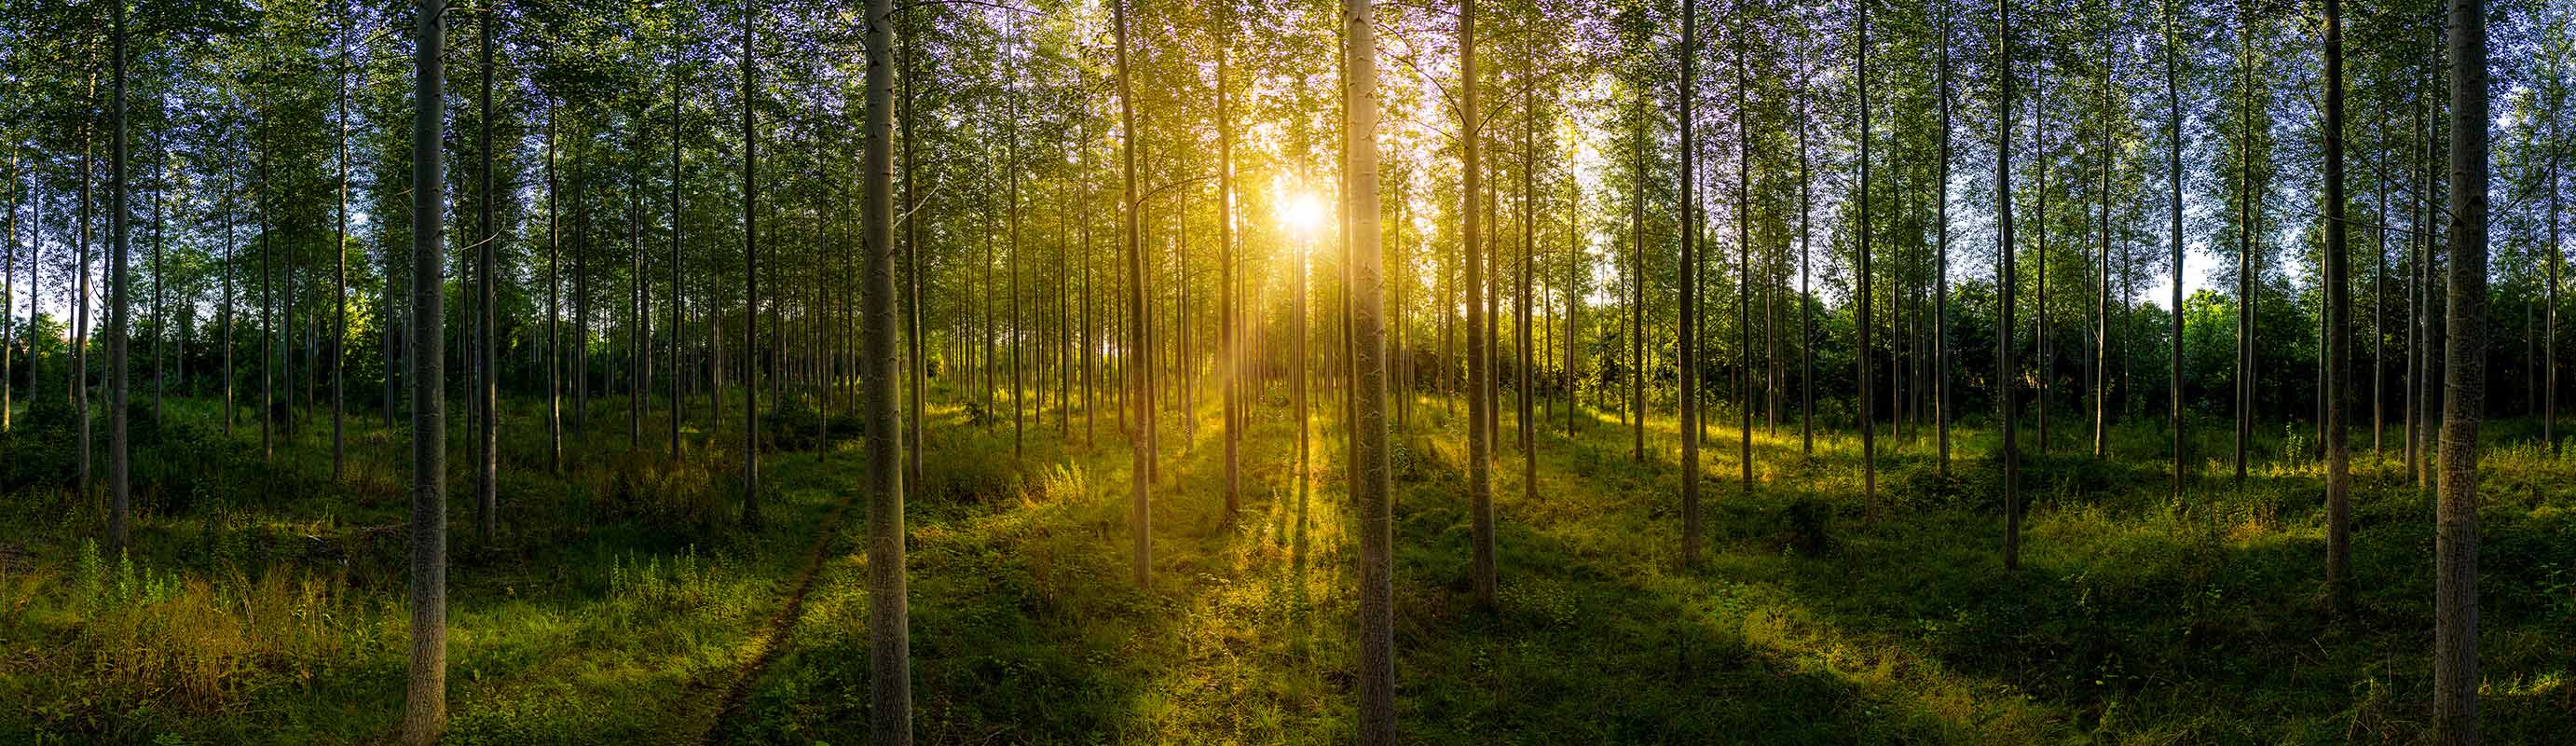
[0,381,2570,744]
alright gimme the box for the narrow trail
[695,487,856,745]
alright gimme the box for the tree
[108,0,130,551]
[1113,0,1150,587]
[1678,0,1700,570]
[1734,38,1751,502]
[1342,3,1396,740]
[1856,0,1875,518]
[475,0,499,545]
[548,107,562,471]
[860,1,911,742]
[2432,0,2487,740]
[2164,0,2184,504]
[333,0,351,480]
[1936,0,1953,471]
[1217,23,1240,522]
[402,0,450,739]
[2321,0,2350,613]
[1464,0,1497,601]
[1998,0,2021,572]
[741,0,760,526]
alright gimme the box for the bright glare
[1277,192,1327,235]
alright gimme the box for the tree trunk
[741,2,762,525]
[2238,20,2255,485]
[1858,4,1877,518]
[108,0,130,550]
[333,8,350,480]
[1801,81,1815,458]
[548,110,563,470]
[1632,93,1646,463]
[1218,41,1240,520]
[1935,5,1951,470]
[401,0,449,739]
[1676,0,1699,570]
[1341,4,1396,740]
[1736,49,1753,500]
[2166,0,2185,504]
[2432,1,2487,740]
[2322,0,2352,613]
[667,81,682,457]
[476,6,499,545]
[859,1,912,740]
[1462,0,1498,599]
[2093,27,2112,461]
[1999,0,2021,571]
[1113,0,1151,587]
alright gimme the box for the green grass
[0,383,2569,744]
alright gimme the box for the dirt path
[694,490,856,745]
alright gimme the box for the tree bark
[476,3,499,544]
[2322,0,2352,613]
[1342,3,1396,740]
[2432,1,2487,740]
[1463,0,1498,599]
[401,0,449,739]
[860,0,912,740]
[1857,3,1878,516]
[1113,0,1151,587]
[108,0,130,550]
[1677,0,1699,570]
[742,2,762,525]
[1999,0,2021,571]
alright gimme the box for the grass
[0,381,2569,744]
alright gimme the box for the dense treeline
[0,0,2564,742]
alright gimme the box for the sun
[1276,191,1328,236]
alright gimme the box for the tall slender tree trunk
[1999,0,2021,571]
[1342,3,1396,740]
[1936,5,1952,471]
[1631,93,1646,463]
[1463,0,1498,599]
[475,4,498,544]
[257,149,270,462]
[1521,46,1538,523]
[2,152,14,435]
[859,1,911,740]
[1113,0,1151,587]
[741,2,761,525]
[670,81,683,459]
[2322,0,2353,613]
[1801,81,1814,458]
[1858,4,1878,518]
[223,173,234,435]
[77,131,92,486]
[1736,48,1753,500]
[2093,29,2112,461]
[1218,41,1240,521]
[1007,39,1024,460]
[2534,72,2555,449]
[332,9,349,479]
[2432,2,2487,740]
[547,110,562,470]
[2034,71,2049,455]
[2167,0,2185,504]
[107,0,130,550]
[1676,0,1700,570]
[2238,20,2255,485]
[401,0,450,739]
[903,36,926,486]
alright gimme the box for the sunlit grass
[0,377,2569,743]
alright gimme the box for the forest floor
[0,383,2570,744]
